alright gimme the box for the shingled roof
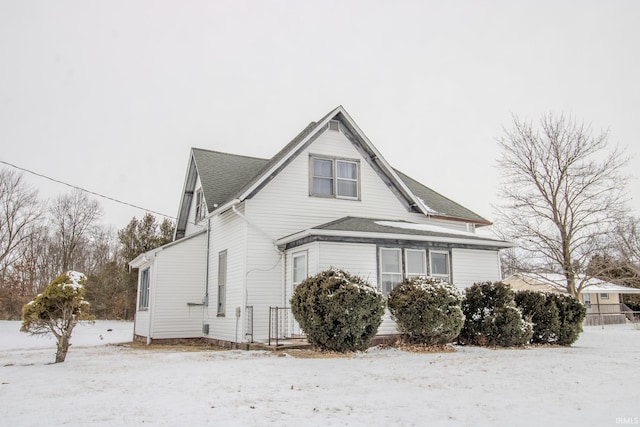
[177,106,491,238]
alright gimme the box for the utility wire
[0,159,177,220]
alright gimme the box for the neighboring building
[130,106,512,345]
[504,273,640,326]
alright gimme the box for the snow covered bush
[387,277,464,345]
[459,281,532,347]
[514,290,561,344]
[21,271,94,363]
[290,269,385,352]
[546,293,586,345]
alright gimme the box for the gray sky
[1,1,639,229]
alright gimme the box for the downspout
[204,218,211,306]
[203,218,211,337]
[147,264,152,345]
[231,202,285,341]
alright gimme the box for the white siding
[241,128,476,341]
[451,248,501,289]
[134,310,150,337]
[205,207,247,342]
[317,242,378,285]
[245,129,460,242]
[150,232,208,339]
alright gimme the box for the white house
[130,106,513,346]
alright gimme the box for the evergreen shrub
[546,293,586,345]
[387,277,464,345]
[514,290,561,344]
[290,269,385,352]
[459,281,532,347]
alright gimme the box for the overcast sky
[1,1,639,230]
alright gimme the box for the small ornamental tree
[387,277,464,345]
[514,290,561,344]
[21,271,94,363]
[290,269,385,352]
[460,281,533,347]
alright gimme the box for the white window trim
[429,250,451,280]
[309,155,360,200]
[292,252,308,285]
[405,249,427,278]
[380,247,403,295]
[138,268,150,310]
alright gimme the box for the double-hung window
[139,268,150,310]
[380,248,403,295]
[310,156,359,199]
[406,249,427,278]
[429,251,451,280]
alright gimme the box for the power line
[0,159,176,220]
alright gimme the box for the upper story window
[310,155,360,199]
[195,188,206,222]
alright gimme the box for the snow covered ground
[1,321,639,427]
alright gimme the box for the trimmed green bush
[387,277,464,345]
[547,293,586,345]
[514,290,561,344]
[290,269,385,352]
[460,281,533,347]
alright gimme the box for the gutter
[276,229,515,249]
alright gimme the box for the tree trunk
[55,332,71,363]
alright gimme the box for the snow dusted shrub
[459,281,532,347]
[387,277,464,345]
[546,293,586,345]
[21,271,94,363]
[290,269,385,352]
[514,291,561,344]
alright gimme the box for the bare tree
[0,169,42,278]
[49,190,103,271]
[496,113,629,297]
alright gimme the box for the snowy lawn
[1,321,639,427]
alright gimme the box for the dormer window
[195,188,206,221]
[310,155,360,199]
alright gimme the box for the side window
[292,252,308,285]
[217,250,227,316]
[195,188,206,221]
[138,268,150,310]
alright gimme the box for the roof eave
[276,228,514,249]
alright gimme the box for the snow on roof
[374,220,479,238]
[508,273,640,294]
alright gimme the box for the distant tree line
[0,168,174,320]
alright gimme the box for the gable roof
[175,106,491,238]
